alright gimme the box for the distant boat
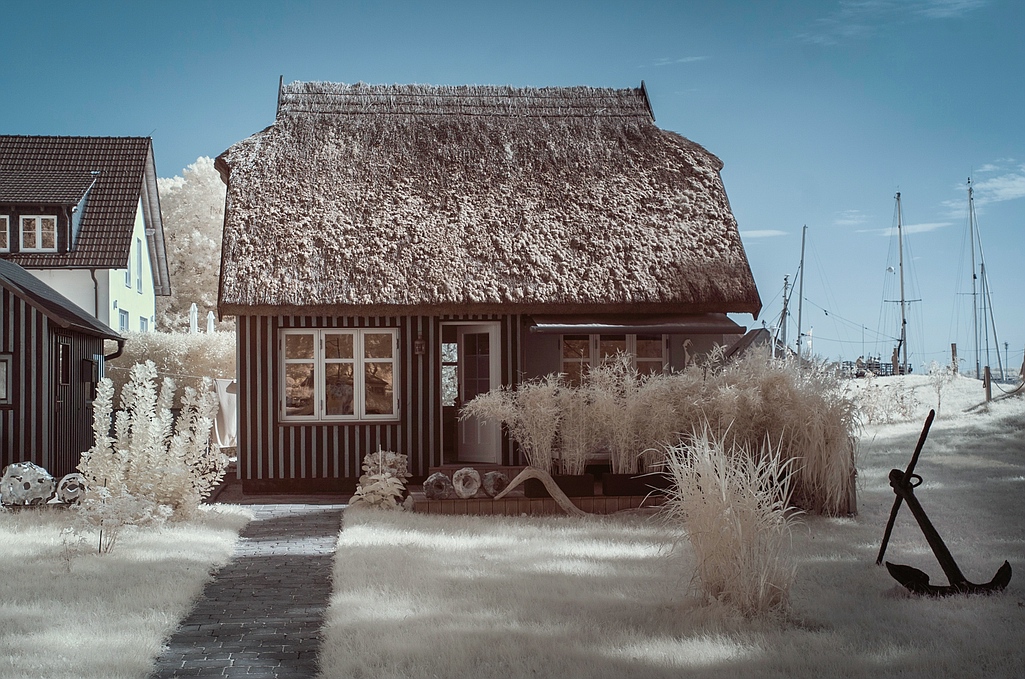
[883,192,914,375]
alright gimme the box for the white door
[457,324,501,463]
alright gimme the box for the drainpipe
[90,267,124,360]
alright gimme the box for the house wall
[235,313,522,492]
[25,268,100,320]
[0,286,52,473]
[106,201,156,333]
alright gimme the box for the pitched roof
[0,257,122,340]
[216,81,762,317]
[0,136,171,295]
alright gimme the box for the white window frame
[0,216,9,252]
[118,309,130,333]
[279,327,399,422]
[19,215,58,252]
[139,317,149,332]
[560,333,668,384]
[136,238,143,292]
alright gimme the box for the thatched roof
[216,81,761,318]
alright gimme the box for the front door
[455,323,501,463]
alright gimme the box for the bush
[106,330,235,395]
[76,361,226,552]
[463,347,859,515]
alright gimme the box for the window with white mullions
[280,328,398,421]
[560,333,668,385]
[0,216,9,252]
[20,216,57,252]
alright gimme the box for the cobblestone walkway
[150,504,345,678]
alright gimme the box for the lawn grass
[0,505,250,679]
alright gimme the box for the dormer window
[0,216,9,252]
[20,216,58,252]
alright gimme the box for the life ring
[452,468,481,498]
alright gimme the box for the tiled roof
[0,169,97,204]
[0,136,152,269]
[0,257,122,340]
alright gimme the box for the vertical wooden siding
[236,313,522,486]
[0,288,51,472]
[50,332,104,477]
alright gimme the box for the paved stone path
[150,504,345,678]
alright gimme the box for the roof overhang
[528,313,745,335]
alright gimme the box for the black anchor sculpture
[876,409,1012,596]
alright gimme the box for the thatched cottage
[217,81,761,492]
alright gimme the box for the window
[0,216,9,252]
[57,343,71,385]
[136,238,143,292]
[20,216,57,252]
[119,309,130,332]
[280,328,398,421]
[139,317,149,332]
[560,334,667,385]
[0,354,11,405]
[125,251,132,288]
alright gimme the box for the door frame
[439,321,502,464]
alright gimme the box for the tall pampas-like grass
[662,426,798,618]
[460,375,562,472]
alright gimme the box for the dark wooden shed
[0,258,123,477]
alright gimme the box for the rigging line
[798,296,899,341]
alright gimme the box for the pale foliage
[76,361,226,551]
[106,329,235,395]
[662,427,798,618]
[853,372,922,424]
[460,375,562,472]
[463,348,859,515]
[155,156,227,332]
[348,450,411,510]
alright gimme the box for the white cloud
[799,0,988,44]
[834,209,871,227]
[649,56,710,67]
[740,229,788,239]
[859,222,951,236]
[974,170,1025,203]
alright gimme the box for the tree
[156,157,227,331]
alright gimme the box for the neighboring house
[216,81,762,492]
[0,136,171,334]
[0,257,124,477]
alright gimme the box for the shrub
[76,361,226,551]
[348,450,411,510]
[106,330,235,395]
[662,426,798,617]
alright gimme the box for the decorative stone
[56,473,87,504]
[482,471,510,498]
[1,462,56,506]
[452,467,481,498]
[423,472,454,500]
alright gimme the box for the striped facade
[236,313,522,492]
[1,287,106,478]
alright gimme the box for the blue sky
[3,0,1022,375]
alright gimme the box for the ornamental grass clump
[663,426,798,618]
[460,375,561,472]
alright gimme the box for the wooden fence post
[950,343,958,374]
[984,366,992,402]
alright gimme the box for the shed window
[560,334,667,385]
[20,216,57,252]
[0,216,9,252]
[0,354,10,405]
[280,328,398,421]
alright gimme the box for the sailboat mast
[968,179,980,379]
[796,225,807,366]
[896,193,908,374]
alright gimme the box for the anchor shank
[888,469,967,586]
